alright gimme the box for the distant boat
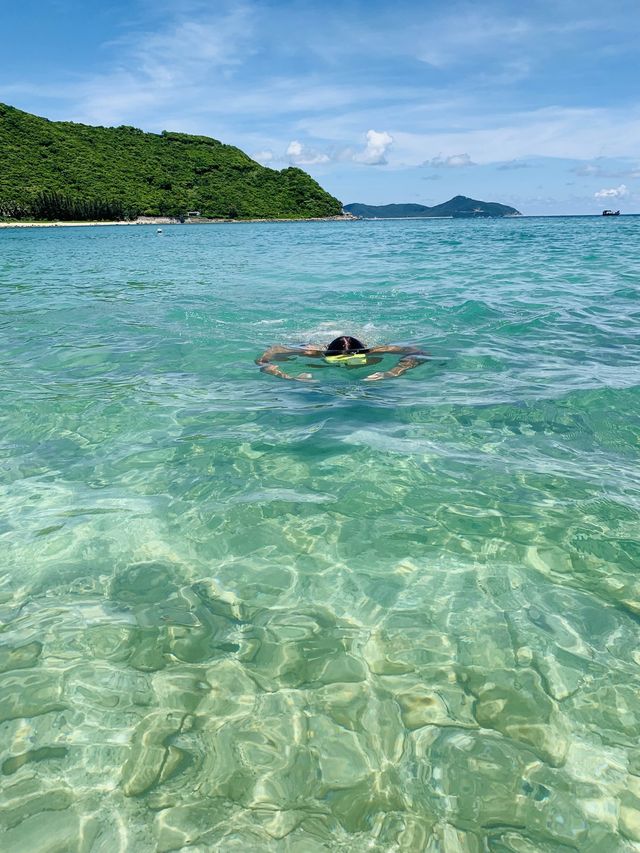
[602,210,620,216]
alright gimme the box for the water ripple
[1,218,640,851]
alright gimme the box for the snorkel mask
[323,351,369,367]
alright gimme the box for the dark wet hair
[325,336,368,355]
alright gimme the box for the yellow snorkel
[323,352,369,367]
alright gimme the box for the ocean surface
[1,216,640,852]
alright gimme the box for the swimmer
[256,335,429,382]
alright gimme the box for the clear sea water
[1,216,640,852]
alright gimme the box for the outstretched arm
[256,345,323,381]
[363,346,430,382]
[256,345,297,365]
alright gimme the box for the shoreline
[0,214,357,229]
[3,213,635,228]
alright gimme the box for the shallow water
[1,216,640,851]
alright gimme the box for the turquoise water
[1,217,640,851]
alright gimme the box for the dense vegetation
[344,196,521,218]
[0,103,343,221]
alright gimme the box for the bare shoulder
[368,344,429,355]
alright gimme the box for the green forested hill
[344,196,521,218]
[0,104,343,220]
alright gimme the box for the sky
[2,0,639,214]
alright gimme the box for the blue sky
[2,0,639,214]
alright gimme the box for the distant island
[0,104,343,222]
[344,196,521,218]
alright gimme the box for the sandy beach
[0,214,357,229]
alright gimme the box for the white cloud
[251,149,274,164]
[390,107,640,167]
[281,131,394,167]
[427,153,476,168]
[286,140,330,165]
[59,6,257,127]
[353,129,393,165]
[117,7,255,75]
[594,184,629,199]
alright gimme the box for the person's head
[325,335,368,355]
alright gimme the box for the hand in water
[296,373,316,382]
[363,371,385,382]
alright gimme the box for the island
[344,196,521,218]
[0,104,343,222]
